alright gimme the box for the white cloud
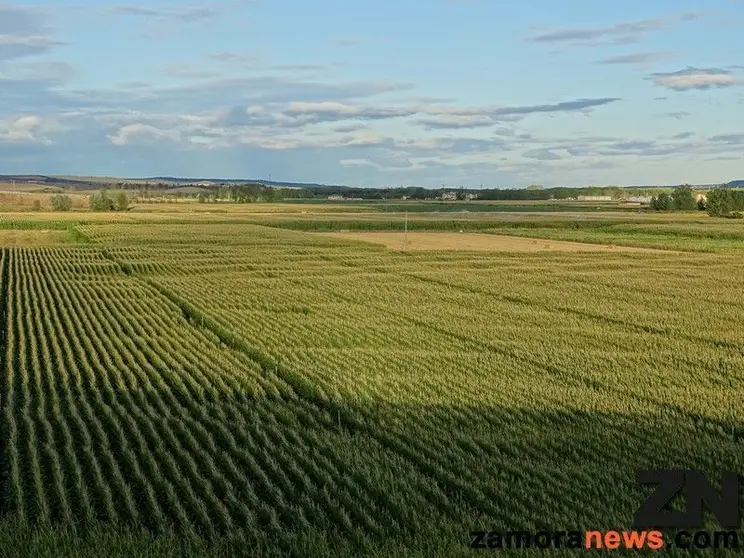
[0,4,64,60]
[340,158,376,167]
[528,12,700,48]
[0,114,57,144]
[527,18,665,47]
[648,67,741,90]
[108,123,181,146]
[114,5,216,22]
[599,51,678,66]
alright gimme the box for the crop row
[0,247,474,546]
[4,220,742,549]
[86,225,743,536]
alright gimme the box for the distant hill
[0,174,337,190]
[143,177,335,189]
[0,174,90,186]
[2,174,742,190]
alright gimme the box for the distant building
[327,194,345,200]
[627,196,653,203]
[440,191,458,201]
[577,195,612,201]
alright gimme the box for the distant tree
[706,187,744,217]
[697,197,707,211]
[263,188,276,202]
[650,193,671,211]
[89,190,114,211]
[32,200,42,211]
[115,192,129,211]
[671,184,696,210]
[409,187,429,200]
[50,194,72,211]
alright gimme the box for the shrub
[671,185,696,210]
[50,194,72,212]
[650,193,671,211]
[115,192,129,211]
[89,191,115,211]
[706,187,744,218]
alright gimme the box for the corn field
[0,221,742,555]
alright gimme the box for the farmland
[0,203,742,556]
[321,231,675,252]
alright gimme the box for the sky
[0,0,743,188]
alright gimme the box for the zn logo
[633,470,741,529]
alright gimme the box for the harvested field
[323,230,677,252]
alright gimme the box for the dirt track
[324,231,675,253]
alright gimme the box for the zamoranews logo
[633,469,739,529]
[470,470,742,551]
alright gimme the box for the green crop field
[0,204,742,556]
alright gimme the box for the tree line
[49,191,130,212]
[649,185,744,218]
[120,183,662,202]
[43,184,744,219]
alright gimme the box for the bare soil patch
[0,230,69,246]
[324,231,676,253]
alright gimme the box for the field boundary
[144,280,361,433]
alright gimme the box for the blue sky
[1,0,743,187]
